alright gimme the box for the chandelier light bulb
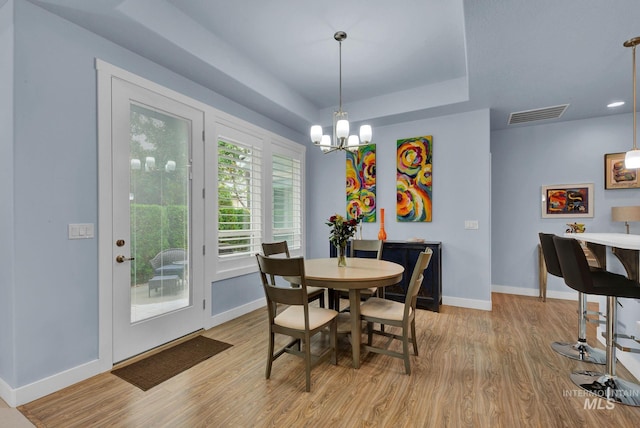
[320,135,331,152]
[625,149,640,168]
[336,119,349,139]
[348,135,360,150]
[310,125,323,143]
[359,125,372,144]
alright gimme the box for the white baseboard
[2,358,106,407]
[0,377,14,407]
[491,284,600,302]
[442,296,492,311]
[205,297,265,330]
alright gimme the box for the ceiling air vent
[508,104,569,125]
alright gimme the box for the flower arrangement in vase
[326,214,363,267]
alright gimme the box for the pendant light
[310,31,372,153]
[624,37,640,168]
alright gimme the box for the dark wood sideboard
[329,240,442,312]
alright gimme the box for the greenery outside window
[217,139,262,258]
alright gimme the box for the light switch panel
[69,223,94,239]
[464,220,479,230]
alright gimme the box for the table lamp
[611,206,640,234]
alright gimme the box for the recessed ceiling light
[608,101,625,108]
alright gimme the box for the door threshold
[112,329,204,370]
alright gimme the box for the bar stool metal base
[551,341,606,364]
[571,370,640,407]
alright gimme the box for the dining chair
[255,253,338,392]
[262,241,326,308]
[331,239,384,311]
[359,248,433,374]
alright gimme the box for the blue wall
[0,0,15,387]
[307,109,492,304]
[492,114,640,292]
[4,0,306,391]
[491,113,640,374]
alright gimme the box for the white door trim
[96,59,211,366]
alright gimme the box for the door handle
[116,255,135,263]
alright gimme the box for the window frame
[209,118,305,281]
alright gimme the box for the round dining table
[304,257,404,368]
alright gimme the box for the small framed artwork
[541,183,594,218]
[604,152,640,189]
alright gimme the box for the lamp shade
[348,135,360,149]
[336,119,349,139]
[625,149,640,169]
[612,206,640,222]
[310,125,323,143]
[359,125,372,143]
[320,135,331,152]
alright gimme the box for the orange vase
[378,208,387,241]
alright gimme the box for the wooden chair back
[404,249,433,316]
[256,254,309,318]
[262,241,290,258]
[350,239,383,259]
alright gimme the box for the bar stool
[553,236,640,406]
[538,233,606,364]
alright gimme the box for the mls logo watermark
[563,389,616,410]
[583,397,615,410]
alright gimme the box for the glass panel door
[112,78,203,363]
[129,104,190,322]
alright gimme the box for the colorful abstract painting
[346,144,376,222]
[397,136,432,222]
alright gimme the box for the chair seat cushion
[590,270,640,298]
[360,297,411,322]
[275,306,338,330]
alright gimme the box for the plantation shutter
[272,154,302,250]
[217,139,262,257]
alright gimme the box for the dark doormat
[112,336,232,391]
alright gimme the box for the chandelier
[624,36,640,168]
[310,31,372,153]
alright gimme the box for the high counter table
[564,232,640,281]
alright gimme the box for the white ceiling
[26,0,640,135]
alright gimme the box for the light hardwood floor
[17,293,640,427]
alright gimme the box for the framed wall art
[541,183,594,218]
[346,144,376,222]
[604,152,640,189]
[396,135,432,222]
